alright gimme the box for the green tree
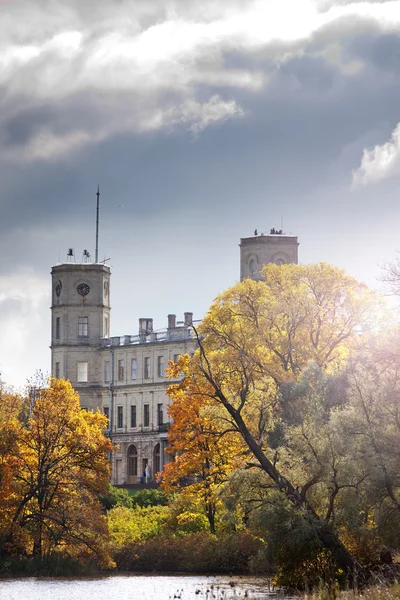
[167,263,381,577]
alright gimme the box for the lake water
[0,574,279,600]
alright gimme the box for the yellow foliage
[0,379,114,567]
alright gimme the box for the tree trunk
[206,502,216,534]
[218,391,359,575]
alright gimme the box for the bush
[113,531,265,574]
[108,505,170,549]
[131,489,168,508]
[99,485,133,510]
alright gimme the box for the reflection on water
[0,574,278,600]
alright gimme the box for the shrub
[131,489,168,508]
[113,531,265,574]
[100,485,133,510]
[108,505,170,549]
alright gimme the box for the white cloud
[0,273,49,390]
[1,0,400,162]
[352,123,400,186]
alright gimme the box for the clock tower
[51,260,111,411]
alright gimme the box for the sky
[2,0,400,388]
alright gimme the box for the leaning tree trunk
[206,377,359,575]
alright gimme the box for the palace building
[50,230,298,485]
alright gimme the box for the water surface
[0,574,278,600]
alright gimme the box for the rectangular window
[174,354,180,363]
[157,356,164,378]
[117,406,123,428]
[118,359,124,381]
[130,405,136,428]
[78,316,88,337]
[104,406,109,421]
[131,358,137,380]
[144,357,150,379]
[104,316,109,338]
[55,361,60,379]
[55,317,60,339]
[104,361,110,383]
[157,403,163,426]
[143,404,150,427]
[77,362,88,383]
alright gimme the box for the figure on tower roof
[254,229,258,235]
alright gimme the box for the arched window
[153,443,161,475]
[128,445,138,477]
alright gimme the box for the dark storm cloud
[1,12,400,242]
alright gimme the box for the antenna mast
[95,185,100,263]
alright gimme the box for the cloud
[0,273,49,389]
[352,122,400,186]
[1,0,400,165]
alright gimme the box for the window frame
[118,359,125,382]
[157,403,163,426]
[117,406,123,429]
[55,317,60,340]
[78,316,88,337]
[131,358,137,380]
[130,405,137,428]
[144,357,150,379]
[157,356,164,378]
[143,404,150,427]
[77,361,88,383]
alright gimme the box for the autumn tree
[162,356,245,532]
[166,263,381,576]
[0,379,113,567]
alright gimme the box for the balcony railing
[100,327,195,348]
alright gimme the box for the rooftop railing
[100,327,195,348]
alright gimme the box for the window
[128,445,138,477]
[154,443,161,475]
[117,406,123,428]
[55,361,60,379]
[104,361,110,383]
[173,354,180,363]
[55,317,60,339]
[157,403,163,426]
[104,406,109,421]
[77,362,88,383]
[130,405,136,428]
[104,316,109,338]
[144,404,150,427]
[118,359,124,381]
[144,357,150,379]
[131,358,137,380]
[78,316,88,337]
[157,356,164,378]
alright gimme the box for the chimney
[184,312,193,327]
[139,318,153,335]
[168,314,176,329]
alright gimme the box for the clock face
[77,283,90,297]
[55,280,62,297]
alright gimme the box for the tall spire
[95,185,100,263]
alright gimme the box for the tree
[0,379,113,567]
[166,263,380,576]
[343,331,400,547]
[162,355,245,533]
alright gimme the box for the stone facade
[50,231,298,485]
[240,231,299,281]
